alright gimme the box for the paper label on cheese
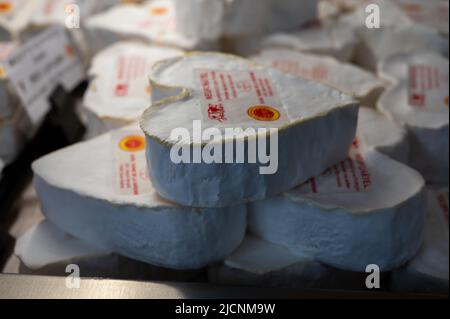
[111,55,150,99]
[299,139,373,195]
[2,26,84,125]
[195,69,286,124]
[271,58,330,83]
[137,0,176,32]
[112,130,153,196]
[408,64,449,110]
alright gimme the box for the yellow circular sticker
[119,135,146,152]
[0,2,13,13]
[247,105,280,122]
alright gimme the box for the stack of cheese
[81,41,184,138]
[32,124,247,269]
[377,51,449,185]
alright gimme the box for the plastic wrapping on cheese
[15,221,110,270]
[252,49,385,107]
[377,52,449,184]
[32,126,247,269]
[262,23,357,62]
[354,24,449,71]
[221,0,317,38]
[358,107,409,164]
[391,188,449,294]
[85,1,215,54]
[249,147,426,272]
[82,41,184,137]
[141,52,359,208]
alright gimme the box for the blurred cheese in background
[85,0,216,55]
[0,0,35,41]
[32,126,247,270]
[336,0,449,70]
[357,106,409,164]
[354,25,448,71]
[142,52,359,208]
[261,23,357,62]
[249,146,426,272]
[377,52,449,185]
[252,49,385,107]
[391,188,449,294]
[221,0,317,38]
[81,41,184,138]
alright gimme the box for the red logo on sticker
[208,103,227,122]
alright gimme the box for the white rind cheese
[391,188,449,293]
[377,51,447,84]
[208,235,330,289]
[32,127,247,269]
[141,52,359,208]
[354,25,449,71]
[82,41,184,137]
[252,49,385,107]
[15,221,109,270]
[222,0,317,38]
[377,53,449,184]
[262,23,357,62]
[249,148,426,272]
[85,1,215,54]
[358,107,409,164]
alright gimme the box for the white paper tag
[408,64,449,110]
[3,26,85,125]
[111,130,153,196]
[299,139,373,195]
[195,69,287,124]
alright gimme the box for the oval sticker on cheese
[119,135,146,152]
[247,105,280,122]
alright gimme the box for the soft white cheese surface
[262,23,357,62]
[85,1,206,53]
[141,52,359,207]
[15,221,109,270]
[32,126,247,269]
[82,41,183,136]
[252,49,385,106]
[377,52,449,184]
[357,106,409,164]
[249,148,426,272]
